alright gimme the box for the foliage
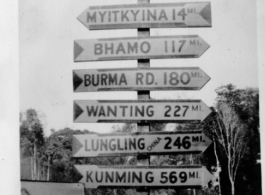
[20,85,260,195]
[202,84,260,195]
[20,109,45,180]
[44,128,85,182]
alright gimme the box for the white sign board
[73,100,212,123]
[74,35,210,62]
[77,2,211,30]
[75,165,213,188]
[72,131,212,157]
[73,67,211,92]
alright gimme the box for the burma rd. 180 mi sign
[77,2,211,30]
[74,35,209,62]
[72,131,212,157]
[73,67,210,92]
[73,100,211,123]
[75,165,213,189]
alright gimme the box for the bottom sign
[75,165,213,188]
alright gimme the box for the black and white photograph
[1,0,264,195]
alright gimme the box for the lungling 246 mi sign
[72,131,212,157]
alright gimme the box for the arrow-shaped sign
[77,2,211,30]
[73,100,212,123]
[73,67,211,92]
[75,165,213,189]
[74,35,210,62]
[72,131,212,157]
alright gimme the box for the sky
[19,0,259,136]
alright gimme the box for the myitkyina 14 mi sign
[77,2,211,30]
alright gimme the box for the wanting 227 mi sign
[74,100,212,123]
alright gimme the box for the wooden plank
[73,67,211,92]
[77,2,212,30]
[21,181,85,195]
[73,35,210,62]
[73,99,212,123]
[74,165,213,189]
[72,131,212,157]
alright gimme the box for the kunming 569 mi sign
[73,67,210,92]
[73,99,211,123]
[72,131,212,157]
[75,165,213,188]
[77,2,211,30]
[74,35,209,62]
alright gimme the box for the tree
[20,109,45,180]
[203,84,260,195]
[43,128,85,182]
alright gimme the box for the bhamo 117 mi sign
[74,35,210,62]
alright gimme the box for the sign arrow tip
[74,165,84,182]
[200,3,212,26]
[198,69,211,90]
[200,101,212,122]
[201,133,213,153]
[74,102,84,121]
[72,135,84,156]
[202,166,214,187]
[73,71,84,91]
[74,41,84,61]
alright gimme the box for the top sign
[77,2,211,30]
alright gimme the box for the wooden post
[137,0,150,194]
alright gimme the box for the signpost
[73,67,211,92]
[74,165,213,189]
[74,35,210,62]
[73,100,212,123]
[72,131,212,157]
[72,0,213,192]
[77,2,211,30]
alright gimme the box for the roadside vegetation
[20,84,260,195]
